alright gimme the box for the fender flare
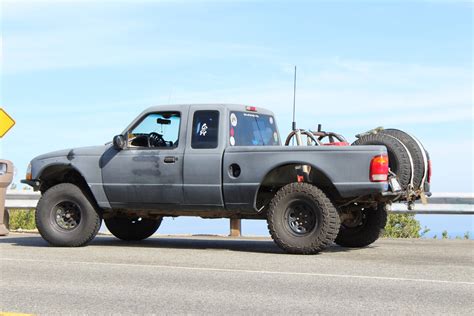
[252,161,337,211]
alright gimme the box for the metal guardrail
[5,190,41,209]
[390,193,474,215]
[3,190,473,237]
[1,190,474,237]
[4,190,474,214]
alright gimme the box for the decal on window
[229,136,236,146]
[200,123,208,136]
[230,113,238,127]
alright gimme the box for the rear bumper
[335,182,389,198]
[423,182,431,194]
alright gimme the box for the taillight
[427,160,432,183]
[245,106,257,112]
[370,155,389,182]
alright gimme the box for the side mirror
[113,135,126,150]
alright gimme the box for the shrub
[7,209,36,230]
[383,213,429,238]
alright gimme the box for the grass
[7,209,36,230]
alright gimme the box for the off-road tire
[267,183,340,254]
[105,216,162,241]
[36,183,101,247]
[353,133,412,190]
[335,204,388,248]
[380,129,426,189]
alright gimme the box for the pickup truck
[23,104,394,254]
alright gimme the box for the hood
[34,144,112,161]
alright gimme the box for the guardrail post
[230,218,241,237]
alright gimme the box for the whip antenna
[292,65,297,131]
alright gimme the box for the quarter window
[191,111,219,149]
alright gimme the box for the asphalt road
[0,233,473,315]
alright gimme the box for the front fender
[28,154,111,209]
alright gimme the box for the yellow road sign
[0,108,15,138]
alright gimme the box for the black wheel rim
[53,201,81,230]
[285,200,318,236]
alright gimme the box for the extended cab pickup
[23,104,392,254]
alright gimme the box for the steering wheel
[148,132,166,147]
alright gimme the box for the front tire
[105,216,162,241]
[335,204,388,248]
[36,183,102,247]
[267,183,340,254]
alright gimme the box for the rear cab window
[229,111,279,146]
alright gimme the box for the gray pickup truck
[23,104,397,254]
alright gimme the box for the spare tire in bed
[379,129,428,190]
[352,133,413,190]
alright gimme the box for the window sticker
[243,113,258,118]
[273,132,279,142]
[200,123,208,136]
[269,117,274,125]
[230,113,238,127]
[229,136,236,146]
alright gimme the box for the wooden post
[229,218,241,237]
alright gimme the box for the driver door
[101,110,185,209]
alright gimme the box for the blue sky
[1,0,472,237]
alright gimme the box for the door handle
[164,156,177,163]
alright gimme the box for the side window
[191,111,219,149]
[129,112,181,148]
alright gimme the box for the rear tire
[105,216,162,241]
[335,204,387,248]
[36,183,101,247]
[267,183,340,254]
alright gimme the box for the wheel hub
[286,202,317,235]
[54,202,81,230]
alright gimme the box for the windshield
[229,111,280,146]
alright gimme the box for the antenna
[292,65,297,131]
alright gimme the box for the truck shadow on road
[1,234,360,255]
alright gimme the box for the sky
[0,0,472,237]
